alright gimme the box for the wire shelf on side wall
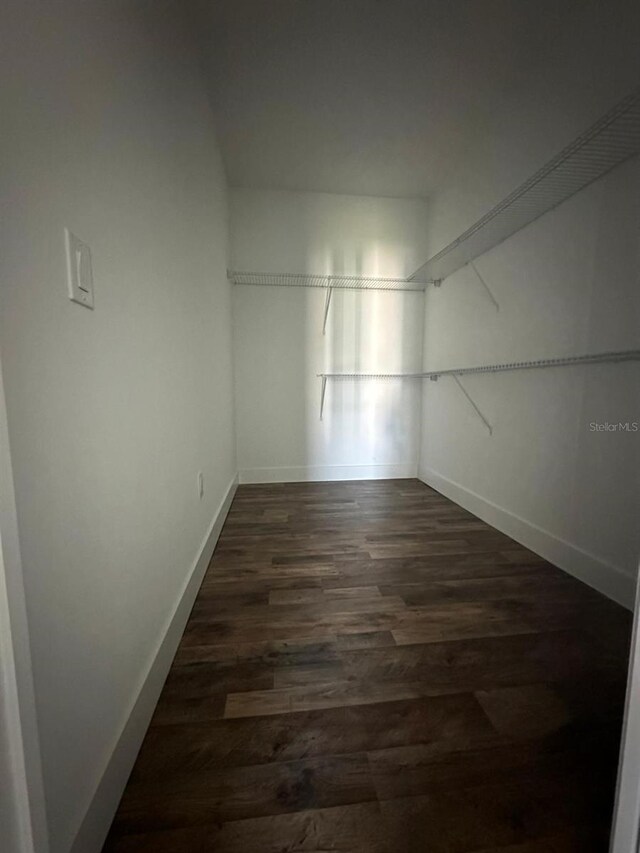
[318,348,640,380]
[317,348,640,423]
[409,86,640,284]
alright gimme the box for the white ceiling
[196,0,640,199]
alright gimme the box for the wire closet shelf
[317,349,640,424]
[318,349,640,381]
[409,86,640,283]
[228,271,427,292]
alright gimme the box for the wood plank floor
[103,479,632,852]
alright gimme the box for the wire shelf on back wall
[229,270,427,292]
[409,86,640,284]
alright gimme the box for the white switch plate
[65,228,94,309]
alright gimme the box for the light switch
[65,228,94,309]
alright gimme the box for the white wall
[422,0,640,258]
[419,150,640,607]
[0,353,48,853]
[0,4,236,852]
[231,189,429,482]
[0,576,28,853]
[0,348,52,853]
[611,562,640,852]
[418,12,640,608]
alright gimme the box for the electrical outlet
[197,472,204,499]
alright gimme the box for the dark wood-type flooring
[104,479,632,852]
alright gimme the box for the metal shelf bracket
[320,375,328,420]
[428,374,493,433]
[451,375,493,434]
[323,284,333,335]
[469,262,500,312]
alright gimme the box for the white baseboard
[70,473,238,853]
[418,465,636,610]
[239,463,417,484]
